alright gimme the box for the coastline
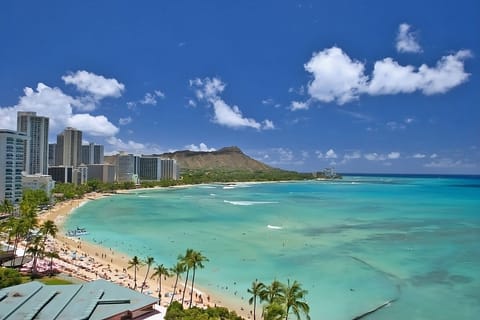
[39,191,251,319]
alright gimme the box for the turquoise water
[65,175,480,319]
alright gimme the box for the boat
[66,227,89,237]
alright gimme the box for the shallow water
[66,175,480,319]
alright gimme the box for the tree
[188,250,208,308]
[263,302,287,320]
[26,235,45,277]
[39,220,58,246]
[248,279,266,320]
[179,248,194,305]
[261,280,285,304]
[169,261,185,305]
[151,264,171,304]
[44,251,60,277]
[128,256,143,290]
[282,280,310,320]
[0,199,14,216]
[141,256,155,293]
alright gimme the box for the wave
[267,225,283,230]
[223,200,278,206]
[138,195,151,198]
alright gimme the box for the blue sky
[1,0,478,174]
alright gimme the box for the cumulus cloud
[140,90,165,105]
[305,47,368,105]
[0,82,119,138]
[68,114,119,136]
[106,137,147,153]
[368,50,472,95]
[325,149,338,159]
[185,143,216,152]
[190,77,274,130]
[62,70,125,99]
[300,43,471,105]
[396,23,422,53]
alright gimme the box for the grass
[37,277,73,285]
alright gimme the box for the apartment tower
[16,111,49,174]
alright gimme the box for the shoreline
[39,191,252,319]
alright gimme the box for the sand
[38,192,251,319]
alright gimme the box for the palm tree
[44,251,60,277]
[169,261,185,305]
[127,256,143,290]
[26,235,44,277]
[39,220,58,246]
[282,280,310,320]
[151,264,170,304]
[1,199,14,216]
[188,250,208,308]
[248,279,266,320]
[263,302,287,320]
[180,248,194,305]
[141,256,155,293]
[261,280,285,304]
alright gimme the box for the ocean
[65,175,480,319]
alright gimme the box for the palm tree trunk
[133,268,137,290]
[181,269,190,305]
[253,298,257,320]
[141,265,150,293]
[189,266,196,308]
[158,275,162,303]
[170,274,179,305]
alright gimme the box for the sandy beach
[37,192,251,319]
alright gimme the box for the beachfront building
[16,111,49,175]
[160,158,178,180]
[87,164,116,183]
[0,279,159,319]
[139,156,162,180]
[81,142,104,165]
[55,127,82,167]
[22,173,55,197]
[109,152,140,183]
[0,130,27,205]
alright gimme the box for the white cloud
[140,90,166,105]
[388,152,401,159]
[68,114,119,136]
[191,77,274,130]
[290,100,310,111]
[367,50,471,95]
[315,151,323,158]
[325,149,338,159]
[364,152,400,161]
[300,44,471,105]
[430,153,438,159]
[185,143,216,152]
[106,137,146,153]
[119,117,132,125]
[396,23,422,53]
[304,46,368,104]
[424,158,475,169]
[413,153,426,159]
[0,82,119,138]
[62,70,125,99]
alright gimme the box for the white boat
[66,227,89,237]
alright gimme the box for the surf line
[267,225,283,230]
[349,256,402,320]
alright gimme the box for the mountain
[160,146,275,172]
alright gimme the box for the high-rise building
[56,127,82,167]
[0,130,27,205]
[48,143,56,166]
[139,157,178,181]
[139,157,162,180]
[160,158,178,180]
[81,143,104,165]
[17,111,49,175]
[115,152,140,183]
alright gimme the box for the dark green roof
[0,279,157,320]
